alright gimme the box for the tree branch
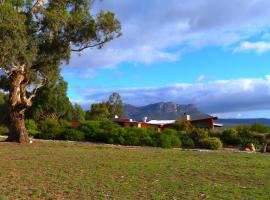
[71,40,108,52]
[27,78,47,102]
[30,0,45,14]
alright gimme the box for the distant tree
[107,92,124,118]
[0,1,121,143]
[261,133,270,153]
[251,122,269,133]
[86,102,110,121]
[72,103,85,122]
[27,77,73,121]
[173,120,193,133]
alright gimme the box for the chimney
[143,117,148,123]
[183,113,191,121]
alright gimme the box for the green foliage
[0,1,121,139]
[38,118,62,139]
[86,102,110,121]
[0,125,9,135]
[221,128,239,145]
[61,129,85,141]
[25,119,39,136]
[157,129,181,148]
[250,122,269,133]
[179,133,195,148]
[173,120,193,133]
[78,121,103,141]
[190,128,208,143]
[27,78,73,121]
[107,92,124,118]
[72,103,85,121]
[199,137,223,150]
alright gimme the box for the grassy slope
[0,142,270,200]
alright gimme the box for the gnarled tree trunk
[6,65,32,143]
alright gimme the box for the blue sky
[62,0,270,118]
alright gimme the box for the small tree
[27,77,73,121]
[72,103,85,122]
[0,1,121,143]
[86,102,110,121]
[107,92,124,118]
[261,133,270,153]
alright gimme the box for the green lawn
[0,141,270,200]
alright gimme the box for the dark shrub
[180,134,195,148]
[199,137,223,150]
[190,128,208,143]
[38,118,63,139]
[208,129,222,138]
[61,129,85,141]
[78,121,102,141]
[221,128,239,145]
[251,122,269,133]
[173,120,193,133]
[25,119,39,136]
[58,119,71,128]
[0,125,9,135]
[239,137,261,148]
[123,127,141,146]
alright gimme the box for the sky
[63,0,270,118]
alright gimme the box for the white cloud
[74,76,270,115]
[64,0,270,71]
[197,74,206,81]
[233,41,270,54]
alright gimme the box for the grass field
[0,141,270,200]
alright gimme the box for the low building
[113,113,222,132]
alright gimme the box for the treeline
[1,78,270,150]
[0,77,124,127]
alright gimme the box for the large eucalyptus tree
[0,0,121,143]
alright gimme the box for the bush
[25,119,39,136]
[157,129,181,148]
[37,118,63,139]
[173,120,193,133]
[190,128,208,143]
[239,137,260,148]
[61,129,85,141]
[251,122,269,133]
[0,125,9,135]
[208,129,222,138]
[199,137,223,150]
[180,134,195,148]
[221,128,239,145]
[78,121,103,141]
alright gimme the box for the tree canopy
[107,92,123,118]
[0,0,121,143]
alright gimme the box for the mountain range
[124,102,211,121]
[123,102,270,127]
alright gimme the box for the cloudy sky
[63,0,270,118]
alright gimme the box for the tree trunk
[261,142,268,153]
[7,109,29,143]
[6,65,31,143]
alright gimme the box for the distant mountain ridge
[124,102,209,121]
[217,118,270,127]
[124,102,270,127]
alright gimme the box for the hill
[124,102,206,121]
[217,118,270,127]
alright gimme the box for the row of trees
[0,83,124,126]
